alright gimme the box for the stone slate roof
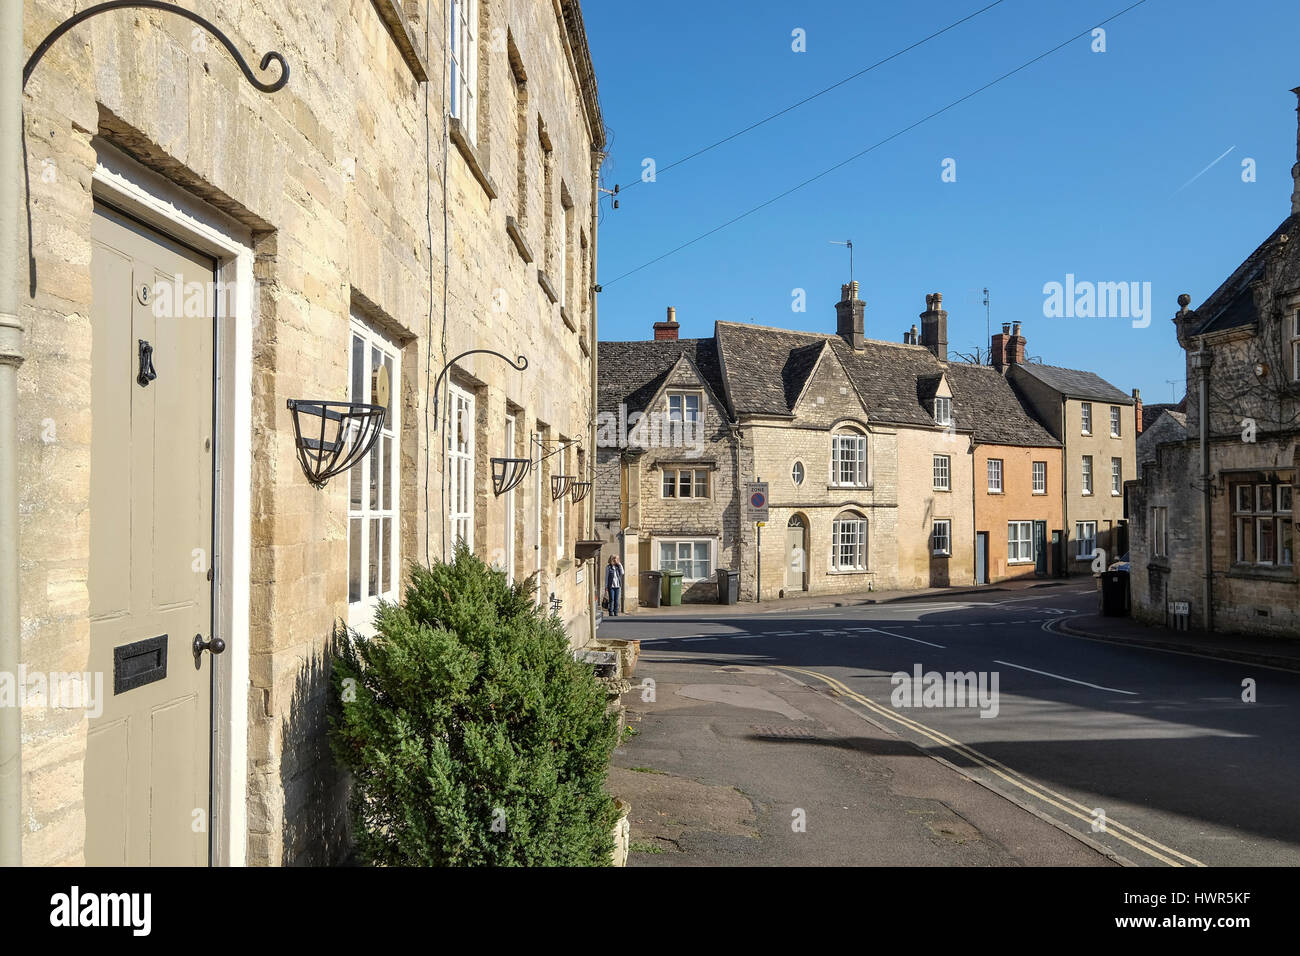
[1191,213,1299,335]
[709,321,1059,447]
[1012,362,1134,404]
[596,338,730,416]
[943,362,1062,447]
[1141,399,1187,431]
[1137,409,1189,467]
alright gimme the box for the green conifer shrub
[330,545,620,866]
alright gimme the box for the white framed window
[667,392,701,423]
[348,320,401,631]
[1075,521,1097,559]
[1152,506,1168,559]
[449,0,478,145]
[987,458,1003,493]
[831,429,868,486]
[931,519,951,556]
[791,461,805,486]
[933,454,950,491]
[1032,460,1047,495]
[1080,402,1092,435]
[1291,308,1300,382]
[1007,521,1034,564]
[933,396,952,426]
[1111,457,1122,495]
[447,382,475,549]
[831,511,868,571]
[661,467,709,498]
[657,538,713,582]
[1233,480,1294,566]
[1110,405,1121,438]
[559,200,571,308]
[1081,455,1093,495]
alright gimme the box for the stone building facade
[13,0,604,867]
[599,285,1082,603]
[595,314,737,605]
[1129,87,1300,638]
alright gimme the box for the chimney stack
[1292,86,1300,215]
[991,321,1026,372]
[1133,388,1143,434]
[654,305,679,341]
[836,281,865,350]
[919,292,948,361]
[902,323,919,345]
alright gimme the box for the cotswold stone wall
[18,0,601,866]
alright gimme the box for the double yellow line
[777,665,1205,867]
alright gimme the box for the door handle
[193,634,226,657]
[137,339,157,387]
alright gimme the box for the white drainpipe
[0,0,26,867]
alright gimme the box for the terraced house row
[596,285,1137,605]
[10,0,605,868]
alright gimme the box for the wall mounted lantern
[491,457,531,497]
[551,475,575,500]
[286,399,385,488]
[569,480,591,504]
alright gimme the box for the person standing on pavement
[604,555,625,616]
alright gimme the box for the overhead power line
[617,0,1010,193]
[604,0,1150,287]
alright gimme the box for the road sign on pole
[745,481,769,523]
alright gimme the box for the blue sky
[583,0,1300,406]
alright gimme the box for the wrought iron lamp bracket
[432,350,528,429]
[23,1,291,92]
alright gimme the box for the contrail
[1177,145,1236,193]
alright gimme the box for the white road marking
[857,626,946,649]
[993,659,1136,695]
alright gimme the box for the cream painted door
[86,203,216,866]
[785,516,807,590]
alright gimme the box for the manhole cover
[751,724,818,739]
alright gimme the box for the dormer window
[933,396,952,426]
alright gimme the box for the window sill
[1227,564,1295,582]
[1032,491,1047,496]
[932,551,951,558]
[1007,560,1035,566]
[933,487,951,493]
[987,489,1003,495]
[828,483,872,491]
[370,0,429,82]
[538,270,559,304]
[449,117,498,200]
[505,216,533,263]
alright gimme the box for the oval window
[791,461,805,486]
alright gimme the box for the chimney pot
[1001,323,1011,335]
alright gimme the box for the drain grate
[751,724,818,739]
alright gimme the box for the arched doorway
[786,514,808,591]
